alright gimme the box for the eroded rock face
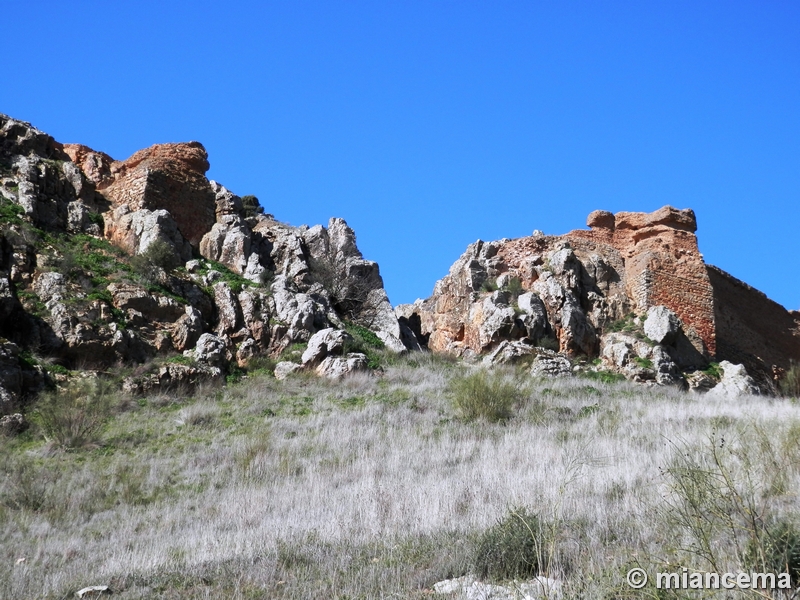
[401,206,715,361]
[0,112,407,405]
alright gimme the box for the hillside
[1,114,800,598]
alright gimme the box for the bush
[33,378,116,449]
[746,520,800,586]
[779,363,800,398]
[480,278,498,293]
[536,335,559,351]
[502,276,523,298]
[130,239,181,282]
[241,195,264,219]
[475,507,549,580]
[448,369,521,422]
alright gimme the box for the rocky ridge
[0,114,409,415]
[0,113,797,419]
[399,207,800,393]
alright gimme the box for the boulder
[185,333,228,368]
[315,353,369,378]
[213,282,243,336]
[0,413,28,436]
[686,370,718,393]
[709,361,760,397]
[274,361,302,380]
[467,292,520,351]
[433,575,561,599]
[644,305,681,345]
[75,585,111,598]
[482,340,536,366]
[108,283,184,322]
[104,205,192,262]
[171,306,203,351]
[301,328,352,366]
[530,351,572,378]
[516,292,549,342]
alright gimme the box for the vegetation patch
[193,259,260,294]
[582,369,626,384]
[779,362,800,398]
[32,378,116,450]
[475,507,550,580]
[448,369,522,422]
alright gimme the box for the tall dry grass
[0,354,798,598]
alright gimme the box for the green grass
[343,322,386,369]
[197,260,257,294]
[582,369,626,384]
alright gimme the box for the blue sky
[3,1,799,309]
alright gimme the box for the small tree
[241,195,264,219]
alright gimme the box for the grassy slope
[1,354,799,599]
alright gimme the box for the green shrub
[130,239,181,281]
[245,355,278,376]
[197,260,254,294]
[702,361,723,380]
[745,520,800,586]
[536,335,560,351]
[0,198,25,226]
[241,195,264,219]
[779,363,800,398]
[87,211,104,227]
[481,278,499,293]
[0,455,59,513]
[475,507,549,580]
[502,276,523,298]
[33,378,116,449]
[582,370,625,384]
[448,369,521,422]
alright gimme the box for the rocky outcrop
[0,113,407,409]
[401,206,799,387]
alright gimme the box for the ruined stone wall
[101,142,216,248]
[708,265,800,372]
[567,206,716,357]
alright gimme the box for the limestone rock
[530,351,572,378]
[104,205,192,262]
[483,340,536,366]
[315,353,369,378]
[516,292,549,342]
[185,333,228,368]
[213,282,243,336]
[644,305,681,345]
[433,575,561,599]
[468,292,521,352]
[0,413,28,436]
[686,370,718,393]
[108,283,184,322]
[171,306,203,352]
[407,205,724,366]
[274,361,302,380]
[709,361,760,397]
[75,585,111,598]
[301,328,352,366]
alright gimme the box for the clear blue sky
[3,1,798,310]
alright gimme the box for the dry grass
[1,356,799,598]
